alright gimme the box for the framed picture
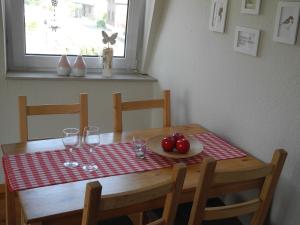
[234,26,261,56]
[209,0,228,33]
[273,2,300,45]
[241,0,261,15]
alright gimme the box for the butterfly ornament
[102,31,118,48]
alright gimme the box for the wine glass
[82,126,100,172]
[62,128,80,168]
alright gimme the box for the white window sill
[5,71,157,82]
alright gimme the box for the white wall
[147,0,300,225]
[0,1,156,182]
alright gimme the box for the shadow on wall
[172,89,189,125]
[269,166,300,225]
[223,164,298,225]
[143,0,171,72]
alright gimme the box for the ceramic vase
[72,55,87,77]
[102,48,113,77]
[57,55,71,76]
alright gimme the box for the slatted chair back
[188,149,287,225]
[81,163,187,225]
[112,90,171,132]
[18,93,88,142]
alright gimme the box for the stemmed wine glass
[82,126,100,172]
[62,128,80,168]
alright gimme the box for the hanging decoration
[50,0,59,32]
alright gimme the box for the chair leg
[5,184,17,225]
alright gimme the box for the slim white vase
[72,55,87,77]
[102,48,113,77]
[57,55,71,76]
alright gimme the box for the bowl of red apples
[147,133,203,159]
[161,133,190,154]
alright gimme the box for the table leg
[128,212,144,225]
[5,183,17,225]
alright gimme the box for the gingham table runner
[2,132,246,192]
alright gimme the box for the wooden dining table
[2,124,265,225]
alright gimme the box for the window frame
[5,0,143,73]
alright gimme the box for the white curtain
[139,0,162,74]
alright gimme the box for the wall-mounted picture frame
[209,0,228,33]
[273,2,300,45]
[234,26,261,56]
[241,0,261,15]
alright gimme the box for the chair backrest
[81,163,187,225]
[112,90,171,132]
[18,93,88,142]
[188,149,287,225]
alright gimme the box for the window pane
[24,0,128,57]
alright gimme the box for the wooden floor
[0,193,5,225]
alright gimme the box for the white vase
[57,55,71,76]
[72,55,87,77]
[102,48,113,77]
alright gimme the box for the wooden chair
[81,163,187,225]
[112,90,171,132]
[18,93,88,142]
[188,149,287,225]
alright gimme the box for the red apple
[172,132,185,142]
[176,138,190,154]
[161,136,176,152]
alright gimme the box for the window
[5,0,143,72]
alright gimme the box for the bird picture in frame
[279,16,294,30]
[273,1,300,45]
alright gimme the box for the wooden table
[2,124,265,225]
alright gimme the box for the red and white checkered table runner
[2,132,246,192]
